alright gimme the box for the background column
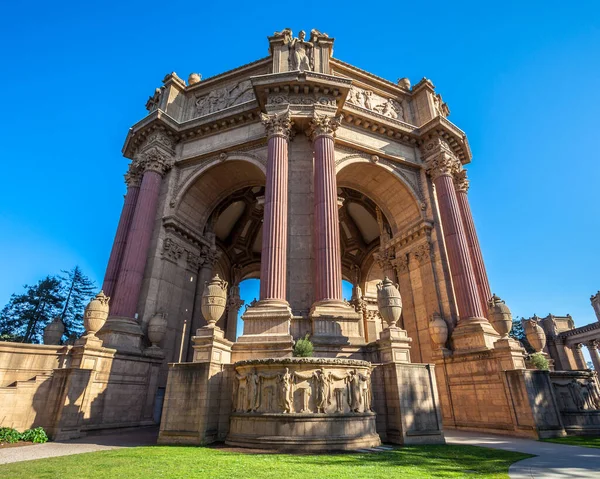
[111,150,173,318]
[310,114,343,303]
[586,340,600,372]
[102,164,142,298]
[425,153,485,321]
[259,111,293,303]
[454,169,492,315]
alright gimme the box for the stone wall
[549,370,600,434]
[0,341,162,439]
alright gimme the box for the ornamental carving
[267,94,336,108]
[232,363,373,415]
[454,168,469,193]
[347,86,407,122]
[146,87,164,112]
[424,153,461,181]
[261,110,294,139]
[124,163,142,188]
[412,242,431,264]
[433,93,450,117]
[554,377,600,411]
[307,113,342,140]
[162,237,184,262]
[140,149,174,176]
[273,28,328,72]
[392,254,409,274]
[194,79,255,118]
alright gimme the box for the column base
[96,316,143,353]
[310,300,364,346]
[377,326,413,364]
[233,300,294,360]
[192,326,233,364]
[492,337,527,370]
[451,317,500,353]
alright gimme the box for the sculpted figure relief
[194,80,255,117]
[347,370,363,412]
[279,368,294,413]
[347,86,407,121]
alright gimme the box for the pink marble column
[310,114,343,302]
[111,152,172,317]
[102,166,141,298]
[454,169,492,314]
[426,154,485,320]
[259,111,293,302]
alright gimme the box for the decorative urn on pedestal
[487,294,513,338]
[524,317,547,352]
[376,277,402,328]
[147,313,167,348]
[43,316,65,345]
[429,312,448,350]
[84,291,110,338]
[201,274,228,328]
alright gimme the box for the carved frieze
[267,94,336,108]
[412,242,431,264]
[347,85,407,122]
[193,79,255,118]
[162,237,185,263]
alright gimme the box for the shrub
[0,427,21,444]
[20,427,49,444]
[293,334,314,357]
[529,352,549,371]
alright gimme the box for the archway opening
[237,278,259,340]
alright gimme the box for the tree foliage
[508,317,535,354]
[0,276,64,343]
[0,266,96,344]
[59,266,96,340]
[293,334,314,357]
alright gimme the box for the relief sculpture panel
[347,85,409,123]
[192,79,255,119]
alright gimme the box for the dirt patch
[0,441,36,449]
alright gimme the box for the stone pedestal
[97,315,143,353]
[192,325,233,365]
[233,300,294,360]
[310,300,364,347]
[377,326,412,364]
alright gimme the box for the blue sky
[1,2,599,342]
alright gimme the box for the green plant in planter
[0,427,21,444]
[20,427,49,444]
[293,334,314,357]
[529,352,549,371]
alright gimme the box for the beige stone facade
[2,29,600,445]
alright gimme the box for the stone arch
[174,158,266,232]
[336,161,422,236]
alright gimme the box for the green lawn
[542,435,600,449]
[0,444,531,479]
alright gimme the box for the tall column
[454,169,492,314]
[259,111,293,303]
[308,113,362,346]
[424,150,498,350]
[111,150,173,318]
[233,111,294,358]
[102,164,142,298]
[310,113,343,303]
[586,340,600,372]
[572,343,588,370]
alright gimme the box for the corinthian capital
[261,110,294,140]
[424,152,461,181]
[454,168,470,193]
[124,162,143,188]
[140,148,174,176]
[307,113,342,141]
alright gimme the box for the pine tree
[0,276,65,343]
[59,266,96,341]
[509,317,535,354]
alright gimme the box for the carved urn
[487,294,513,338]
[43,316,64,345]
[429,313,448,349]
[84,291,110,337]
[201,274,228,328]
[524,318,547,352]
[188,73,201,85]
[376,277,403,328]
[147,313,167,348]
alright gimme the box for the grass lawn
[0,444,531,479]
[542,435,600,449]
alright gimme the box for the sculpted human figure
[585,379,600,409]
[568,380,585,410]
[359,370,373,412]
[278,368,294,413]
[289,30,313,72]
[347,370,363,412]
[246,370,260,412]
[313,368,332,413]
[235,373,248,412]
[363,91,374,110]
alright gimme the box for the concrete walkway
[446,430,600,478]
[0,427,158,465]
